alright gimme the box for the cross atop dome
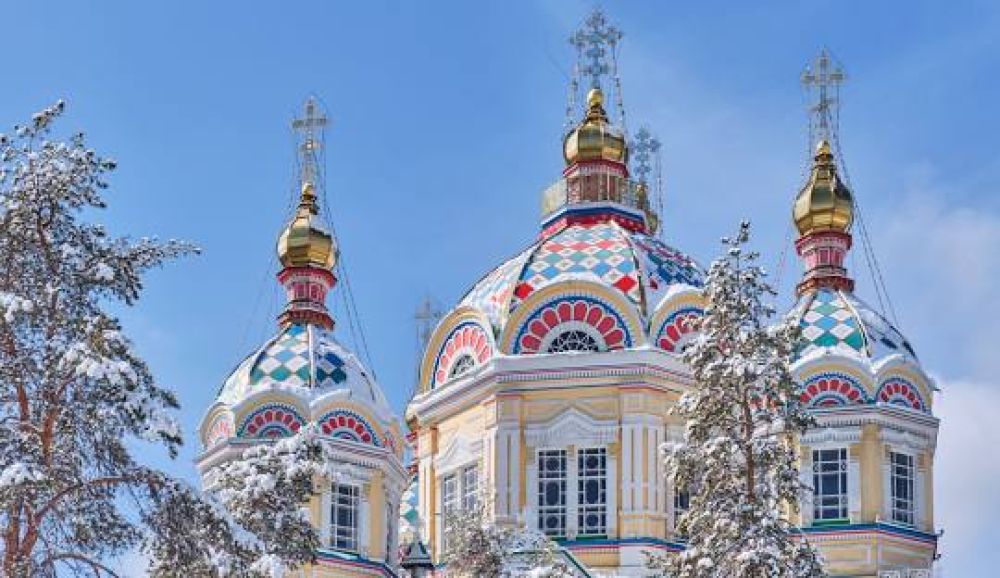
[292,96,328,189]
[802,49,846,153]
[570,9,622,90]
[276,98,339,329]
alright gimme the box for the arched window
[449,354,477,378]
[546,330,600,353]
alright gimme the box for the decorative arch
[237,403,306,438]
[648,288,706,353]
[876,378,928,413]
[317,408,382,446]
[419,307,495,393]
[799,372,868,408]
[502,281,644,355]
[432,322,492,387]
[654,307,703,352]
[204,412,234,447]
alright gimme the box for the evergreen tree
[441,506,573,578]
[0,103,320,577]
[649,222,825,577]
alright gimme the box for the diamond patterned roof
[459,221,703,334]
[216,324,393,423]
[796,288,917,364]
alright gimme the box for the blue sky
[4,1,999,574]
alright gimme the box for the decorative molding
[524,407,617,447]
[802,425,863,446]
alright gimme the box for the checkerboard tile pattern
[250,324,312,387]
[461,249,531,328]
[512,223,641,308]
[843,293,918,360]
[799,289,866,354]
[248,324,349,389]
[630,233,704,306]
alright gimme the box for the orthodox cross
[292,97,328,187]
[414,297,443,350]
[801,49,846,146]
[570,9,623,90]
[630,126,661,186]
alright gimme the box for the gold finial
[563,87,627,165]
[277,179,338,270]
[793,139,854,236]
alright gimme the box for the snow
[93,261,114,281]
[0,463,44,487]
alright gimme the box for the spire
[802,49,846,149]
[794,52,855,296]
[275,98,338,329]
[541,9,658,236]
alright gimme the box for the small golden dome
[793,140,854,236]
[563,88,628,166]
[277,182,338,269]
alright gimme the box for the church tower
[788,51,940,577]
[406,10,705,575]
[196,99,407,577]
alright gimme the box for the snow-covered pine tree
[0,103,322,577]
[648,222,825,578]
[441,506,574,578]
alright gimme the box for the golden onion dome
[277,182,338,269]
[563,88,628,166]
[793,140,854,236]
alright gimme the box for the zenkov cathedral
[195,9,940,578]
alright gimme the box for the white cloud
[933,378,1000,576]
[872,189,1000,380]
[871,189,1000,575]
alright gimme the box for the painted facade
[196,99,407,577]
[194,11,940,578]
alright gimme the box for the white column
[799,448,814,527]
[848,452,861,523]
[645,426,656,514]
[319,489,331,546]
[359,484,371,557]
[497,428,510,516]
[621,423,635,514]
[526,447,538,531]
[509,430,521,521]
[915,461,926,529]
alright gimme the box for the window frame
[890,451,916,526]
[329,482,360,552]
[537,449,569,538]
[812,447,849,524]
[576,447,608,537]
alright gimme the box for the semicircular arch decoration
[237,403,305,439]
[317,408,382,447]
[205,413,234,447]
[800,372,868,409]
[875,378,927,413]
[654,307,703,353]
[432,321,493,388]
[512,295,633,354]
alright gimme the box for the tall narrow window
[577,448,607,537]
[812,448,848,522]
[330,483,359,551]
[890,452,915,525]
[537,449,567,538]
[462,466,479,511]
[674,489,690,518]
[442,473,459,516]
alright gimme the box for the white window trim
[323,482,362,553]
[528,445,613,540]
[802,426,862,524]
[880,428,929,528]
